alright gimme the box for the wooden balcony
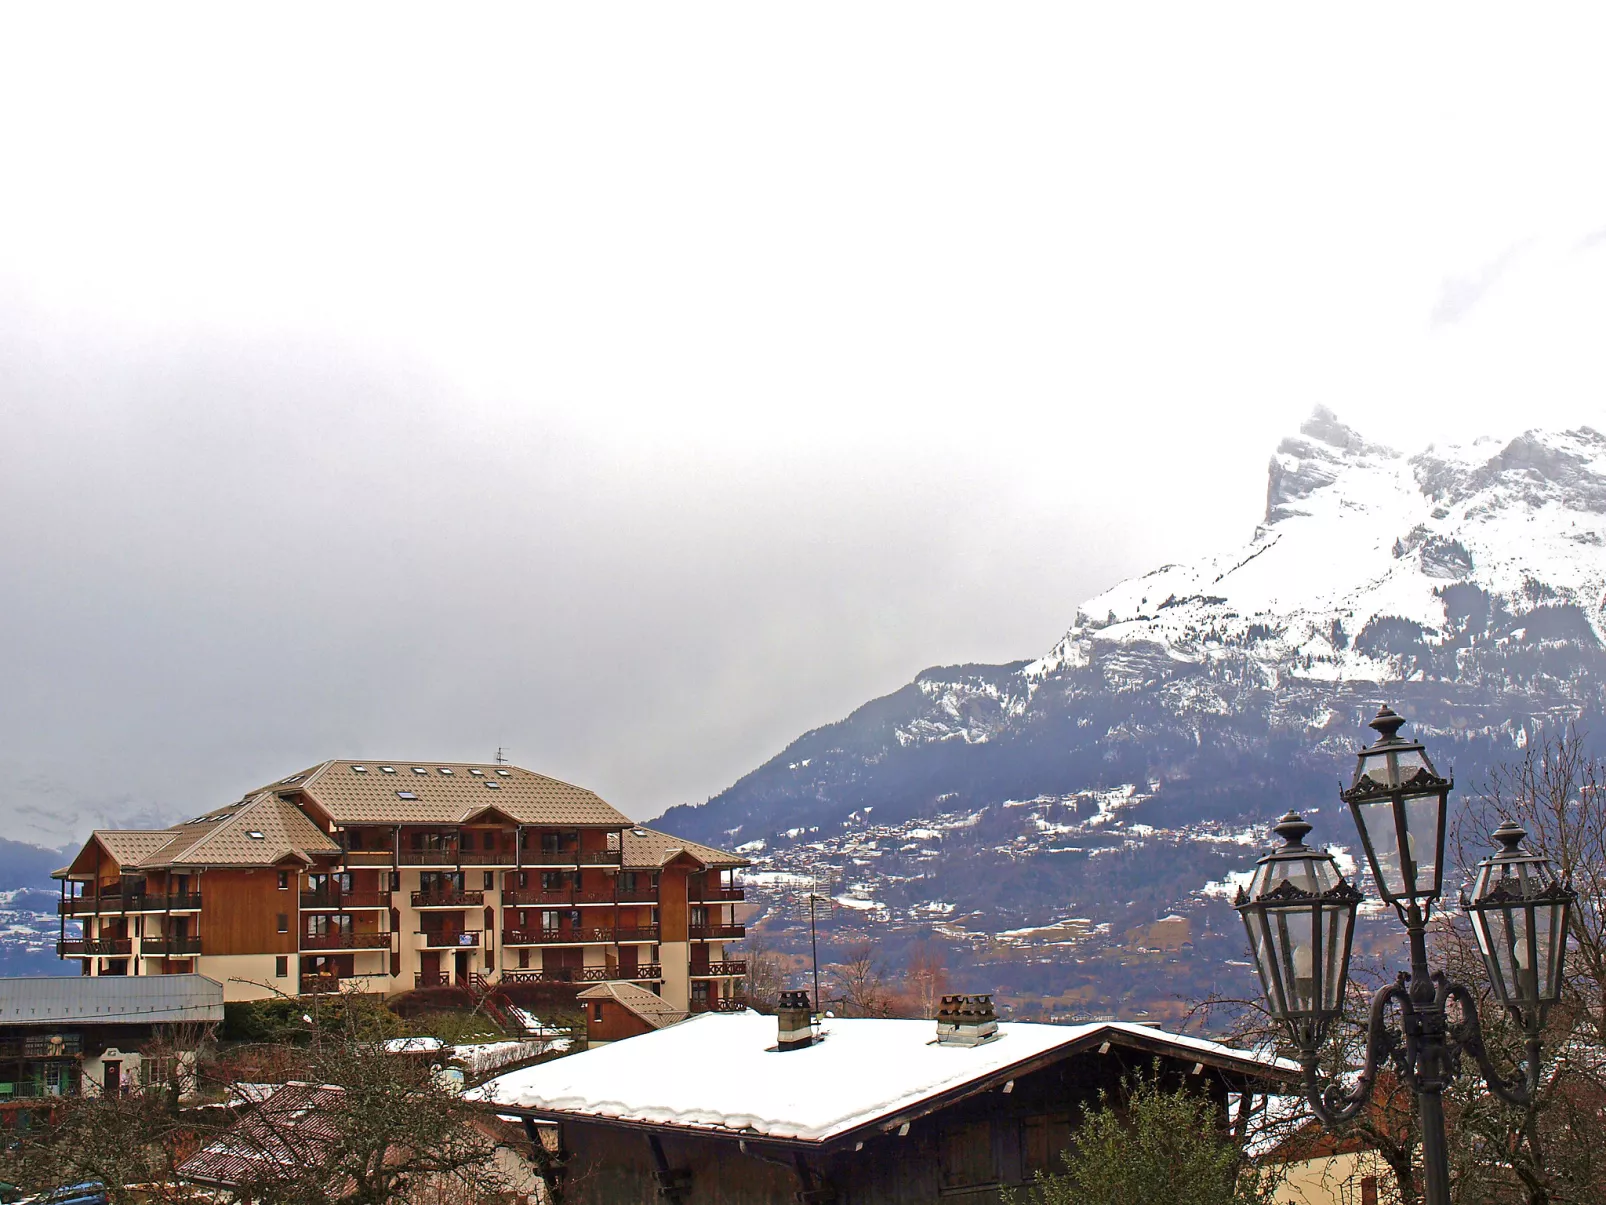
[340,850,398,868]
[690,960,747,977]
[690,886,745,903]
[502,927,615,946]
[141,936,203,957]
[498,966,653,985]
[615,926,660,943]
[502,889,575,907]
[302,972,388,995]
[578,850,622,866]
[414,929,482,950]
[300,931,391,951]
[57,892,203,915]
[691,997,749,1013]
[410,889,484,909]
[301,890,392,910]
[688,924,746,940]
[615,887,660,903]
[56,938,131,956]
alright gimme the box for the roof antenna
[494,747,508,765]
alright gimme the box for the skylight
[397,791,419,801]
[469,768,485,776]
[496,769,512,776]
[438,768,454,775]
[484,781,501,790]
[380,766,396,774]
[282,775,303,785]
[246,830,265,840]
[412,767,428,775]
[352,765,367,773]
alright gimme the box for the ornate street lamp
[1236,706,1576,1205]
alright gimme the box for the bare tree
[903,940,951,1019]
[829,943,893,1017]
[1442,727,1606,1205]
[742,938,786,1013]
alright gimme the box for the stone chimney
[776,990,816,1051]
[936,994,999,1047]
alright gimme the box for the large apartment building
[53,760,748,1011]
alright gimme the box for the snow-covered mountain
[662,412,1606,938]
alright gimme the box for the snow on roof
[468,1011,1295,1144]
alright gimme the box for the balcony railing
[623,962,663,980]
[691,960,747,977]
[455,850,517,865]
[57,892,203,915]
[615,887,660,903]
[690,887,745,903]
[301,890,392,910]
[577,850,623,866]
[688,924,746,940]
[502,889,576,907]
[521,848,580,867]
[498,966,638,985]
[410,890,484,909]
[615,926,660,943]
[340,850,398,867]
[502,927,619,946]
[141,936,203,956]
[414,929,482,950]
[300,931,391,951]
[690,996,750,1013]
[300,973,343,995]
[56,939,131,956]
[398,849,462,866]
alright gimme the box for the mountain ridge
[662,410,1606,855]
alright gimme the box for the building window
[277,871,289,890]
[940,1120,995,1189]
[483,871,494,890]
[275,956,288,978]
[592,1002,604,1023]
[689,906,708,929]
[277,914,288,934]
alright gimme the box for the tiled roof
[179,1082,347,1188]
[93,831,181,869]
[0,973,225,1026]
[141,792,341,868]
[576,981,688,1029]
[298,761,633,827]
[621,827,748,870]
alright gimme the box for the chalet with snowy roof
[471,993,1298,1204]
[577,981,689,1045]
[52,760,747,1010]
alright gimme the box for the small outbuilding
[471,993,1297,1204]
[575,982,687,1046]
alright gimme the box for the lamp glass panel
[1353,798,1407,897]
[1357,750,1397,789]
[1319,902,1352,1012]
[1392,748,1429,785]
[1532,900,1558,1001]
[1247,912,1285,1018]
[1277,908,1318,1015]
[1402,793,1443,897]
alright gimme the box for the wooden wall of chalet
[541,1045,1233,1204]
[658,867,689,941]
[200,868,297,955]
[585,1000,658,1045]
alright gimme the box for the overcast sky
[4,6,1606,846]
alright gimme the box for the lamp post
[1235,706,1576,1205]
